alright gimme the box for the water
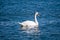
[0,0,60,40]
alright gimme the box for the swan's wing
[21,21,36,25]
[18,20,36,26]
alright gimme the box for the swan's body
[19,20,38,28]
[18,12,39,29]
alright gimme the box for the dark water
[0,0,60,40]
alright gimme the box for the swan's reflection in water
[21,26,40,34]
[18,26,41,40]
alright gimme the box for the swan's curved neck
[35,14,38,25]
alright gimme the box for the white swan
[18,12,39,28]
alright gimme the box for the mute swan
[18,12,39,28]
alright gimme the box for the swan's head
[35,12,39,16]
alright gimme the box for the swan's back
[21,20,36,25]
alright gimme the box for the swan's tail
[18,22,22,24]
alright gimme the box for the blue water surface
[0,0,60,40]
